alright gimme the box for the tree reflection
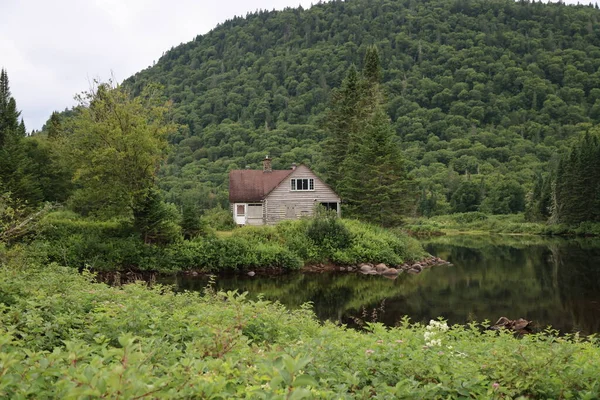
[167,236,600,335]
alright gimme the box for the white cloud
[0,0,597,131]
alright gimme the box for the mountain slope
[124,0,600,215]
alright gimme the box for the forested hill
[124,0,600,215]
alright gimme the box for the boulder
[360,264,374,273]
[375,263,388,273]
[381,267,399,275]
[407,268,421,274]
[247,271,256,277]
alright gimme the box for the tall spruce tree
[323,65,361,190]
[0,69,22,147]
[324,47,415,226]
[553,130,600,224]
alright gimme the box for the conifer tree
[324,47,415,225]
[323,65,361,190]
[46,111,62,140]
[553,130,600,224]
[362,45,382,84]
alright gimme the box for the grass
[402,213,600,237]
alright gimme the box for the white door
[235,203,246,225]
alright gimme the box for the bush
[1,264,600,399]
[306,211,351,256]
[452,212,489,224]
[27,212,424,272]
[202,206,235,231]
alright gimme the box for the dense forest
[115,0,600,218]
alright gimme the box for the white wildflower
[424,319,448,347]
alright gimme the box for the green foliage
[0,68,68,209]
[201,206,236,231]
[480,180,526,215]
[114,0,600,221]
[553,129,600,224]
[405,213,600,236]
[306,208,351,256]
[0,190,52,243]
[326,48,415,225]
[59,81,175,218]
[29,211,423,272]
[1,264,600,398]
[133,187,182,245]
[180,201,211,239]
[450,180,482,213]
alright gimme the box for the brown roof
[229,169,293,202]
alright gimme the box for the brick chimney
[263,155,272,172]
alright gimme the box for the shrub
[306,211,351,255]
[452,212,489,224]
[1,265,600,399]
[202,206,236,231]
[26,212,424,272]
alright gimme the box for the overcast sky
[0,0,597,131]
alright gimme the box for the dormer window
[291,178,314,191]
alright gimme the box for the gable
[265,165,340,202]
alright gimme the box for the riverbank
[402,213,600,237]
[1,263,599,398]
[25,212,427,273]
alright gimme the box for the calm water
[159,235,600,335]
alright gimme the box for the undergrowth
[24,212,425,272]
[0,263,599,398]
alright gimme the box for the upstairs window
[291,178,314,191]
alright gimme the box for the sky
[0,0,597,131]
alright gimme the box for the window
[320,202,338,213]
[291,178,314,191]
[236,204,245,216]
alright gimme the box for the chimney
[263,155,272,172]
[291,163,297,170]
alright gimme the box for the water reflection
[160,236,600,335]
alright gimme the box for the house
[229,157,341,225]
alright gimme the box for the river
[158,235,600,335]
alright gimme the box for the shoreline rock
[300,255,451,276]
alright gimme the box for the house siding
[264,165,341,225]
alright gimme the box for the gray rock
[347,266,354,272]
[247,271,256,277]
[381,267,399,275]
[407,268,420,274]
[375,263,388,273]
[360,264,374,273]
[339,266,346,271]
